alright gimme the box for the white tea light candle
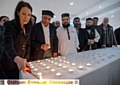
[69,69,73,72]
[86,63,91,67]
[56,72,62,77]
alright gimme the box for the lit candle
[47,60,50,62]
[36,60,40,63]
[86,63,91,67]
[63,57,66,59]
[42,64,46,67]
[63,60,66,63]
[78,66,83,69]
[71,63,76,66]
[31,66,34,68]
[28,62,32,64]
[66,61,70,64]
[58,64,62,67]
[51,69,55,72]
[51,57,53,60]
[59,59,62,62]
[54,58,57,60]
[54,63,58,65]
[40,62,43,65]
[62,66,66,69]
[56,72,61,77]
[51,61,54,64]
[33,68,38,71]
[69,69,73,72]
[45,59,48,61]
[37,72,42,79]
[46,66,50,69]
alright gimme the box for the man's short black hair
[73,17,80,21]
[0,16,9,21]
[93,17,99,20]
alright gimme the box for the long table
[20,47,120,85]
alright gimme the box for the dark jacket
[99,24,117,47]
[0,20,31,70]
[78,28,88,52]
[114,27,120,45]
[30,22,58,61]
[86,27,97,50]
[94,25,105,48]
[0,26,4,54]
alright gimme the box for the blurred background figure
[93,17,106,48]
[85,18,100,50]
[114,27,120,45]
[31,14,37,25]
[73,17,88,52]
[55,20,60,28]
[99,17,117,47]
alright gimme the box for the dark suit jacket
[30,22,58,61]
[0,20,30,70]
[99,24,117,47]
[114,27,120,45]
[78,28,88,52]
[93,25,105,48]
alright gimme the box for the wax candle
[86,63,91,67]
[59,59,62,62]
[51,69,55,72]
[56,72,61,77]
[63,60,66,63]
[36,60,40,63]
[46,66,50,69]
[37,72,42,79]
[66,61,70,64]
[71,63,76,66]
[42,64,46,67]
[51,61,54,64]
[69,69,73,72]
[33,68,38,71]
[78,66,83,69]
[62,66,66,69]
[58,64,62,67]
[54,63,58,65]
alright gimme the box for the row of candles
[28,54,115,79]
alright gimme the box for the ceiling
[0,0,120,30]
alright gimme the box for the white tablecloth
[20,47,120,85]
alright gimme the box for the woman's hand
[14,56,31,73]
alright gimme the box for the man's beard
[62,24,70,28]
[86,25,92,30]
[74,24,81,28]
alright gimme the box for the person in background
[52,21,56,26]
[57,13,79,56]
[0,16,9,79]
[93,17,106,48]
[73,17,88,52]
[55,20,60,28]
[99,17,117,47]
[85,18,100,50]
[0,16,9,54]
[114,27,120,45]
[31,14,36,25]
[30,10,58,61]
[0,1,32,79]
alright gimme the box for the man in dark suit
[114,27,120,45]
[99,17,117,47]
[93,17,106,48]
[30,10,58,61]
[73,17,88,52]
